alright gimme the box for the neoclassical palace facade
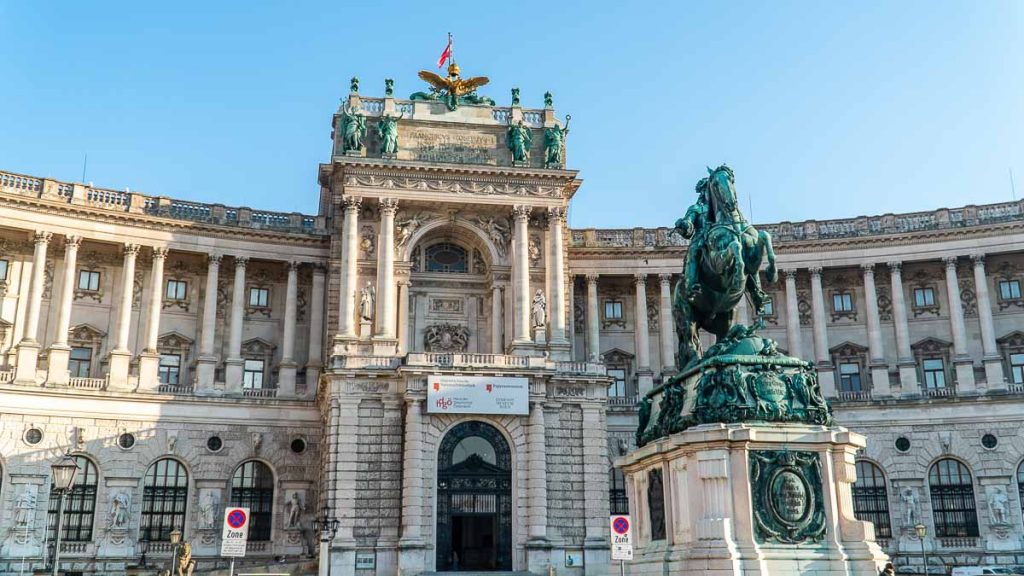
[1,83,1024,575]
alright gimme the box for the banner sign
[426,375,529,415]
[221,507,250,557]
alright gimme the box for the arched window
[928,459,979,537]
[140,458,188,541]
[851,461,891,538]
[46,455,98,542]
[424,243,468,273]
[230,461,274,541]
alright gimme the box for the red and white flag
[437,35,452,68]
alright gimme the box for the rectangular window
[248,287,269,308]
[838,362,862,392]
[69,347,92,378]
[762,297,774,316]
[913,287,935,307]
[604,300,623,320]
[165,279,187,301]
[1010,353,1024,384]
[77,270,101,292]
[999,280,1021,301]
[607,368,626,398]
[922,358,946,389]
[243,359,265,389]
[0,258,8,281]
[158,354,181,385]
[832,292,854,312]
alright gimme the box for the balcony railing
[144,541,174,554]
[923,385,956,398]
[242,387,278,398]
[68,376,108,390]
[837,389,872,401]
[0,369,13,383]
[1008,382,1024,393]
[608,395,639,408]
[60,541,90,554]
[246,540,270,553]
[938,536,979,548]
[158,383,195,395]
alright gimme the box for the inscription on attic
[402,128,498,165]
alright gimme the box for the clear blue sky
[1,1,1020,228]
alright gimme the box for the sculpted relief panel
[400,127,498,165]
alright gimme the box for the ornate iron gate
[436,421,512,571]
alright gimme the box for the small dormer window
[165,279,187,301]
[78,270,101,292]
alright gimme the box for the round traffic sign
[227,509,247,528]
[613,516,630,535]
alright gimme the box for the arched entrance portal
[436,421,513,571]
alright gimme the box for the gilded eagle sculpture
[411,62,495,110]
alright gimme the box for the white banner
[426,375,529,415]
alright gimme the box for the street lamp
[313,505,340,576]
[914,523,928,574]
[50,453,80,576]
[169,528,182,576]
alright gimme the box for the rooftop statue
[411,62,495,111]
[636,165,831,448]
[340,103,366,154]
[377,113,403,156]
[543,115,570,168]
[506,120,533,164]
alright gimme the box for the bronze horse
[673,165,778,369]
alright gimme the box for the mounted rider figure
[674,177,712,304]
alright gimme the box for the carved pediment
[242,337,276,356]
[911,337,952,355]
[602,348,634,365]
[68,323,106,342]
[157,331,195,350]
[829,341,868,357]
[997,331,1024,349]
[424,323,469,353]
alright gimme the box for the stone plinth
[617,422,890,576]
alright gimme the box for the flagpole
[448,32,454,66]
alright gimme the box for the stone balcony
[0,170,326,235]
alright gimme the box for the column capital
[512,205,532,221]
[33,231,53,245]
[781,268,799,281]
[547,206,566,222]
[152,246,169,259]
[208,253,223,266]
[286,260,302,272]
[887,261,902,274]
[341,196,362,211]
[123,243,141,257]
[808,266,823,277]
[234,256,249,267]
[860,262,875,275]
[378,197,399,214]
[633,273,647,286]
[585,273,599,284]
[943,256,959,269]
[971,253,986,267]
[64,235,83,249]
[658,273,673,284]
[310,262,328,274]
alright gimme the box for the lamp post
[914,523,928,574]
[313,505,340,576]
[50,453,80,576]
[169,528,182,576]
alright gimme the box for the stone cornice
[0,191,331,249]
[320,158,582,200]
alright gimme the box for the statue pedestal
[616,423,889,576]
[620,329,889,576]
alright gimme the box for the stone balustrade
[0,169,326,235]
[570,199,1024,249]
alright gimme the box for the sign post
[222,507,251,576]
[610,514,633,576]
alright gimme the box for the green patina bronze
[543,116,570,169]
[506,120,532,164]
[384,78,394,97]
[544,91,553,108]
[749,450,826,544]
[635,165,832,447]
[350,76,359,94]
[511,87,520,106]
[340,103,366,154]
[377,113,402,156]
